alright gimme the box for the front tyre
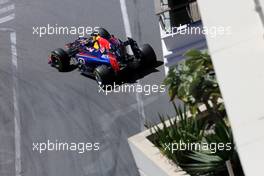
[94,65,113,86]
[50,48,70,72]
[141,44,157,66]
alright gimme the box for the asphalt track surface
[0,0,176,175]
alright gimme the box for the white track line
[0,0,9,5]
[0,2,19,174]
[254,0,264,28]
[100,95,162,131]
[0,4,14,14]
[120,0,133,55]
[120,0,132,37]
[0,27,13,31]
[119,0,146,130]
[10,31,21,176]
[0,13,14,24]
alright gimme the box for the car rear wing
[123,37,142,58]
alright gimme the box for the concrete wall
[197,0,264,175]
[128,129,188,176]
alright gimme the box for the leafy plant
[149,103,206,164]
[150,49,244,175]
[148,104,237,176]
[181,118,235,175]
[164,49,225,117]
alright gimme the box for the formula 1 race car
[48,28,157,86]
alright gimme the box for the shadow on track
[118,60,163,84]
[50,59,163,86]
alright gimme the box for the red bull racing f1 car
[48,28,157,86]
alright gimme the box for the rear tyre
[94,65,113,86]
[128,59,141,70]
[141,44,157,66]
[50,48,70,72]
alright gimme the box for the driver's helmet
[91,34,101,50]
[90,32,99,40]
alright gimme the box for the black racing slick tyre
[94,65,113,86]
[141,44,157,66]
[50,48,70,72]
[128,60,141,70]
[93,27,111,40]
